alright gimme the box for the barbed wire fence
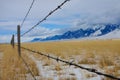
[13,0,35,36]
[10,0,70,80]
[20,0,35,28]
[20,56,37,80]
[21,0,70,37]
[10,0,120,80]
[21,46,120,80]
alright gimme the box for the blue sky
[0,0,120,43]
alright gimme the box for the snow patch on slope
[92,30,101,36]
[98,29,120,39]
[80,29,120,40]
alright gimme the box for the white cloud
[0,35,12,43]
[0,0,66,20]
[0,0,120,43]
[0,20,36,31]
[25,27,61,38]
[1,0,120,23]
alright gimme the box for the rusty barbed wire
[21,0,70,37]
[20,56,37,80]
[21,46,120,80]
[10,0,120,79]
[21,0,35,28]
[14,0,35,36]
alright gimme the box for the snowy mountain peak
[31,24,120,42]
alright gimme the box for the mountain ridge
[31,24,120,42]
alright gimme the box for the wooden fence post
[10,36,13,45]
[17,25,21,56]
[10,34,14,48]
[12,34,14,48]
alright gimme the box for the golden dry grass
[0,39,120,80]
[21,39,120,79]
[0,44,26,80]
[0,44,39,80]
[22,40,120,56]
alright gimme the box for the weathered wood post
[17,25,21,56]
[10,36,13,45]
[10,34,14,48]
[12,34,14,48]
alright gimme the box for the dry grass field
[0,39,120,80]
[0,44,39,80]
[22,39,120,80]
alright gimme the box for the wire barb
[21,0,70,37]
[47,54,50,59]
[21,0,35,27]
[69,60,74,66]
[20,46,120,80]
[21,56,37,80]
[56,57,59,62]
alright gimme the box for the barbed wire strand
[20,56,37,80]
[21,46,120,80]
[21,0,35,28]
[14,0,35,36]
[21,0,70,37]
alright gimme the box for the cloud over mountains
[0,0,120,42]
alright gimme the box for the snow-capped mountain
[31,24,120,42]
[96,29,120,39]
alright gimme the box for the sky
[0,0,120,43]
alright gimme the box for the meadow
[0,39,120,80]
[0,44,39,80]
